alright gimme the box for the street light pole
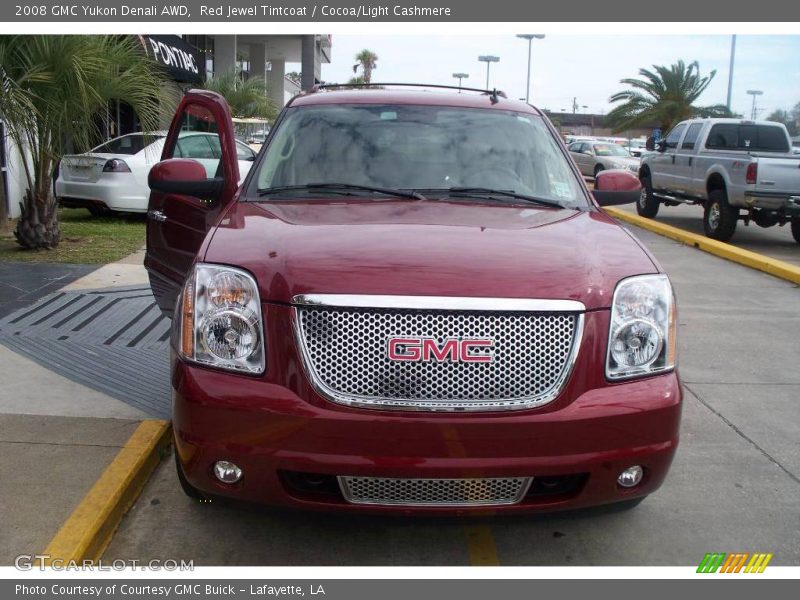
[452,72,469,92]
[726,35,736,111]
[516,34,545,103]
[478,55,500,90]
[747,89,763,120]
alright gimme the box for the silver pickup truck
[638,118,800,243]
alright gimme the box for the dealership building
[1,34,331,219]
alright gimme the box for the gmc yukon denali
[145,86,682,514]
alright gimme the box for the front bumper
[173,356,682,515]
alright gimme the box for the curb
[43,420,172,563]
[605,207,800,285]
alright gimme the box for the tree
[0,35,173,249]
[352,49,378,84]
[765,108,798,136]
[201,68,277,121]
[606,60,717,133]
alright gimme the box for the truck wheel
[175,451,206,500]
[791,218,800,245]
[636,175,660,218]
[704,190,738,242]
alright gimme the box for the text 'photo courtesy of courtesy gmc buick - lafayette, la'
[145,85,682,515]
[639,118,800,243]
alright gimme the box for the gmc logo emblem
[387,337,494,363]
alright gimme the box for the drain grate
[0,285,171,418]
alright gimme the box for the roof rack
[308,82,508,103]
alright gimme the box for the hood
[203,199,658,310]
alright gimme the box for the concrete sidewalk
[0,248,158,565]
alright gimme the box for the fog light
[213,461,242,484]
[617,465,643,488]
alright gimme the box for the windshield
[593,143,630,157]
[91,134,161,155]
[254,104,586,208]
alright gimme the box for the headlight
[178,264,265,374]
[606,274,676,380]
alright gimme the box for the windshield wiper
[410,187,569,209]
[257,183,426,200]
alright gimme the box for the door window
[166,104,225,179]
[664,124,687,149]
[680,123,704,150]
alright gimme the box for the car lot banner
[3,0,799,21]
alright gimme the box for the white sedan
[55,132,257,215]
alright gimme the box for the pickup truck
[638,118,800,242]
[144,86,681,514]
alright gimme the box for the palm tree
[352,50,378,84]
[0,35,174,249]
[200,68,277,120]
[605,60,717,133]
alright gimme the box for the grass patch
[0,208,145,264]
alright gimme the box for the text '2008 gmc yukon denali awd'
[145,85,682,515]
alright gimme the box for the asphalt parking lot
[616,202,800,267]
[101,225,800,567]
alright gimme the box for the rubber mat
[0,285,171,418]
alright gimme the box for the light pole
[516,34,545,103]
[478,55,500,90]
[452,72,469,92]
[726,35,736,110]
[747,89,763,120]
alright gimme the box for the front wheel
[704,190,738,241]
[791,218,800,245]
[593,164,604,179]
[636,175,660,218]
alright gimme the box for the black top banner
[3,0,800,21]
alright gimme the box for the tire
[791,218,800,245]
[703,189,738,242]
[87,205,112,217]
[636,174,660,218]
[175,451,206,500]
[593,164,604,179]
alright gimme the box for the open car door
[145,90,240,317]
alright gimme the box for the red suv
[145,86,681,514]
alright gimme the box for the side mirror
[148,158,224,198]
[593,169,641,207]
[656,139,667,153]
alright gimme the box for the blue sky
[317,35,800,117]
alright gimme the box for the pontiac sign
[139,34,202,84]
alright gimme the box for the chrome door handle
[147,209,167,222]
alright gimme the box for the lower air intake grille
[338,476,532,507]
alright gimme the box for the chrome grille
[294,298,582,411]
[339,476,532,507]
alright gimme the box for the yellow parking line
[604,207,800,285]
[464,525,500,565]
[43,420,172,563]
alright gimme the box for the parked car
[568,140,640,178]
[145,87,681,514]
[627,139,649,158]
[56,131,257,215]
[639,118,800,242]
